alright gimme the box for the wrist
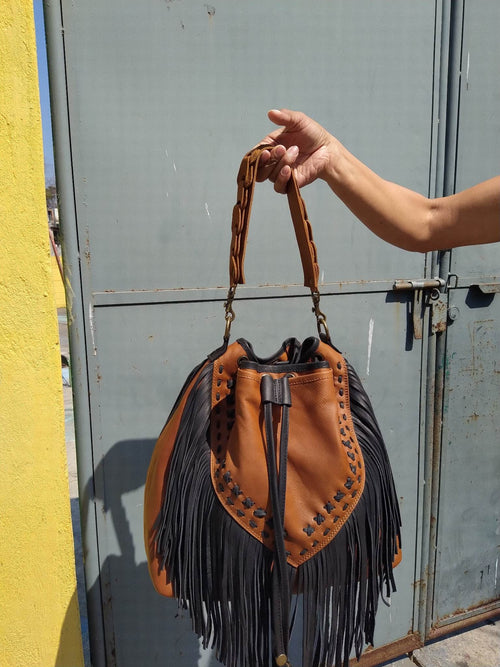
[320,135,345,186]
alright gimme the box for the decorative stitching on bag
[210,345,366,567]
[291,353,365,565]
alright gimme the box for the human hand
[256,109,336,193]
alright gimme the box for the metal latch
[472,282,500,294]
[393,277,447,339]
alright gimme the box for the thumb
[268,108,295,128]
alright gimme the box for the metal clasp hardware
[275,654,292,666]
[393,278,446,292]
[223,285,237,342]
[472,282,500,294]
[310,290,331,342]
[393,277,447,339]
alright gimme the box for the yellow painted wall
[51,255,67,309]
[0,2,84,666]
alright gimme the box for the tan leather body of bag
[144,146,402,667]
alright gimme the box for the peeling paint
[366,317,374,376]
[88,302,97,355]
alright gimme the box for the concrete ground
[58,311,499,667]
[392,621,500,667]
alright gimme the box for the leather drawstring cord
[261,375,293,667]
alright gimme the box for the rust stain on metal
[429,604,500,640]
[350,633,422,666]
[437,598,500,624]
[84,229,91,267]
[431,297,448,333]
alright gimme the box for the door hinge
[393,277,448,339]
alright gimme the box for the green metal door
[428,0,500,640]
[44,1,499,664]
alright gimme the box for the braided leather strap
[229,145,320,290]
[225,146,328,343]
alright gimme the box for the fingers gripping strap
[229,145,320,291]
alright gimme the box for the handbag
[144,146,401,667]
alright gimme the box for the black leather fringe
[154,354,401,667]
[296,359,401,667]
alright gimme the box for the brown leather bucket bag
[144,146,401,667]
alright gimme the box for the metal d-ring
[223,285,237,342]
[310,290,331,342]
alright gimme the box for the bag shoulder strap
[224,146,330,345]
[229,145,320,291]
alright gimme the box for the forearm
[322,139,500,251]
[259,109,499,250]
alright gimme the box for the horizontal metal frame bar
[428,601,500,638]
[92,280,400,307]
[91,272,500,308]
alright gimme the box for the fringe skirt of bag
[154,358,401,667]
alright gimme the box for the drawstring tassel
[261,374,293,666]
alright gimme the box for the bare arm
[257,109,500,252]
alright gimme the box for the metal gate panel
[84,290,421,665]
[54,0,434,294]
[451,0,500,283]
[43,0,463,664]
[433,288,500,629]
[430,0,500,633]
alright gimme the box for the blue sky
[33,1,55,185]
